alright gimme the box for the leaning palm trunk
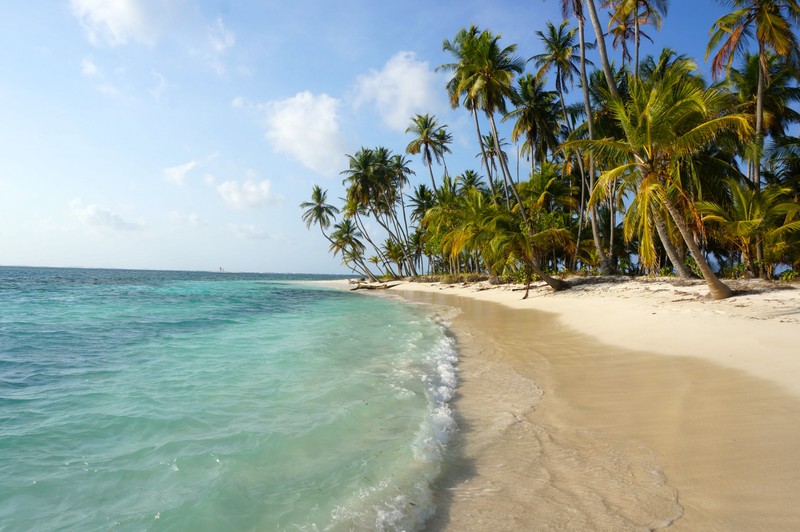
[524,260,569,297]
[652,209,694,279]
[488,113,528,224]
[661,196,733,299]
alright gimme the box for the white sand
[322,277,800,529]
[393,277,800,398]
[370,277,800,530]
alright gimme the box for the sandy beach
[353,277,800,530]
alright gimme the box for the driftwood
[350,283,400,291]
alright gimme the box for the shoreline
[328,277,800,529]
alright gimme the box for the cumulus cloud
[69,0,174,47]
[353,51,446,131]
[71,200,143,232]
[162,160,201,187]
[217,179,273,210]
[264,91,346,176]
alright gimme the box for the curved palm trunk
[354,213,394,277]
[662,195,733,299]
[526,260,569,295]
[586,0,621,99]
[578,16,612,274]
[652,209,694,279]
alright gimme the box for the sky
[0,0,733,274]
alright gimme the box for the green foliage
[780,269,800,281]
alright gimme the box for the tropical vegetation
[301,1,800,299]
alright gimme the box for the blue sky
[0,1,730,273]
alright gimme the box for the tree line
[302,0,800,300]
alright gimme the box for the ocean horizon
[0,266,458,530]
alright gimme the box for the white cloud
[230,223,273,240]
[162,160,201,187]
[217,179,273,210]
[264,91,346,176]
[71,200,143,232]
[70,0,170,47]
[150,71,168,101]
[81,57,99,77]
[353,51,445,131]
[207,17,235,75]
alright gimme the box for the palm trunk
[472,106,496,196]
[586,0,621,99]
[427,161,438,193]
[578,16,612,274]
[488,113,528,224]
[556,77,583,270]
[755,43,767,278]
[634,2,640,79]
[529,260,569,293]
[662,195,733,299]
[652,209,694,279]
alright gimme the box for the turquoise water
[0,267,457,531]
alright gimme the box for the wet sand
[396,288,800,531]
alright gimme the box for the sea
[0,267,458,531]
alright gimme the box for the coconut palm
[329,218,376,280]
[698,179,800,276]
[586,0,623,98]
[562,0,614,273]
[568,56,753,299]
[446,28,529,222]
[455,169,487,194]
[707,0,800,187]
[483,209,572,294]
[405,113,449,192]
[531,21,590,131]
[504,73,561,173]
[604,0,669,77]
[300,185,339,243]
[728,52,800,139]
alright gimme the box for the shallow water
[0,267,457,530]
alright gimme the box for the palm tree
[531,21,588,131]
[447,28,529,222]
[455,169,486,194]
[698,179,800,277]
[341,146,418,276]
[707,0,800,187]
[562,0,614,273]
[300,185,339,243]
[604,0,669,77]
[483,209,572,294]
[405,113,449,192]
[568,56,753,299]
[505,74,561,174]
[329,218,376,280]
[728,52,800,140]
[586,0,623,98]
